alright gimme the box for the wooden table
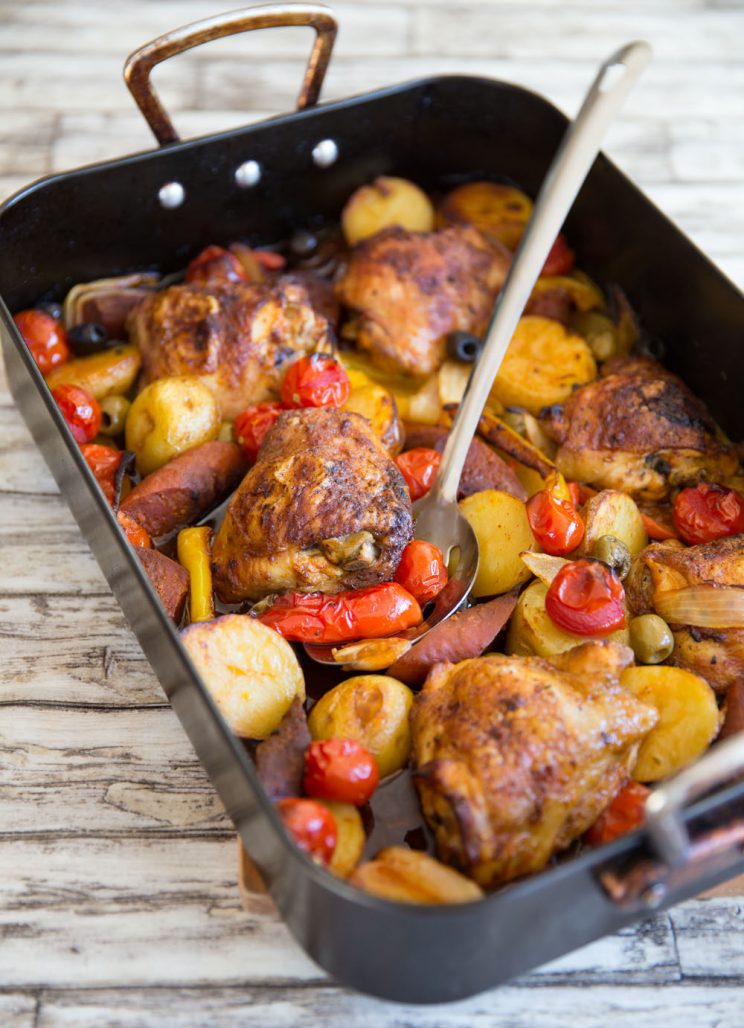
[1,2,743,1024]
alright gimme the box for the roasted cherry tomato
[585,781,650,846]
[280,353,350,409]
[303,738,380,806]
[526,472,584,556]
[541,233,576,277]
[394,540,448,604]
[52,383,101,443]
[116,511,152,549]
[185,244,249,287]
[673,483,744,545]
[276,797,337,865]
[234,402,284,462]
[640,507,679,541]
[257,582,423,644]
[545,558,626,636]
[80,443,122,505]
[395,447,442,501]
[14,309,70,375]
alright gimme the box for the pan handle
[123,2,338,146]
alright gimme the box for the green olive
[99,394,131,436]
[571,311,619,362]
[591,534,631,580]
[629,614,674,665]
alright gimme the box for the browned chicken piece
[410,641,657,888]
[539,356,739,502]
[129,278,332,420]
[335,225,510,376]
[626,535,744,692]
[212,407,413,602]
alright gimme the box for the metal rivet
[640,882,667,909]
[312,139,339,168]
[235,160,262,188]
[158,182,185,209]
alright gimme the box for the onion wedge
[654,584,744,629]
[520,550,569,586]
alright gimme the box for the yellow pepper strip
[544,470,573,504]
[177,526,215,623]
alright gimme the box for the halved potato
[438,181,533,249]
[341,176,435,245]
[44,343,141,399]
[621,665,721,782]
[459,489,536,597]
[579,490,649,557]
[181,614,305,739]
[126,375,220,476]
[317,800,366,877]
[350,847,483,904]
[506,580,630,658]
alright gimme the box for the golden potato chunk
[579,490,649,558]
[317,800,366,878]
[507,580,630,658]
[350,847,483,904]
[459,489,536,597]
[44,343,141,399]
[438,181,533,250]
[341,176,435,245]
[126,375,220,476]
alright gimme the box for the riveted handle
[124,2,338,146]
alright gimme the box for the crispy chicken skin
[129,279,332,420]
[335,225,510,376]
[539,356,739,501]
[212,408,413,602]
[626,535,744,692]
[411,642,657,888]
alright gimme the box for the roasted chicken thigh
[212,407,413,602]
[539,356,739,501]
[411,641,657,887]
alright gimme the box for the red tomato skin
[80,443,122,505]
[640,510,679,541]
[545,558,626,636]
[52,384,102,443]
[394,540,448,603]
[234,402,285,461]
[395,448,442,501]
[541,233,576,277]
[585,781,650,846]
[276,797,337,864]
[526,491,584,556]
[280,354,350,409]
[185,245,248,287]
[673,483,744,545]
[14,309,70,375]
[303,739,380,805]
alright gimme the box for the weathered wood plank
[0,994,35,1028]
[669,897,744,978]
[0,406,60,491]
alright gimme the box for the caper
[591,534,631,580]
[629,614,674,665]
[99,394,131,436]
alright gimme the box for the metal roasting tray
[1,3,744,1004]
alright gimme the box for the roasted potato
[350,846,483,904]
[308,675,413,778]
[459,489,536,597]
[489,316,597,415]
[438,181,532,250]
[135,548,189,623]
[621,666,721,782]
[341,176,435,245]
[343,369,404,453]
[126,375,220,476]
[438,359,472,407]
[507,580,630,658]
[531,274,604,314]
[44,343,141,399]
[579,490,648,558]
[181,614,305,739]
[318,800,366,877]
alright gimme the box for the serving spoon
[305,40,651,670]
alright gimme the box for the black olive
[68,321,111,355]
[446,330,482,363]
[289,229,319,258]
[37,301,63,321]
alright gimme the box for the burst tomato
[527,491,584,556]
[303,738,379,806]
[234,402,284,461]
[395,448,442,501]
[276,797,337,865]
[280,353,350,409]
[52,383,101,443]
[541,233,576,277]
[673,483,744,545]
[545,558,626,636]
[585,781,650,846]
[394,540,448,603]
[79,443,122,505]
[185,245,248,287]
[14,309,70,375]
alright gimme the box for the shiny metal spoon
[305,40,651,670]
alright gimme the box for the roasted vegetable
[342,176,435,245]
[438,181,532,249]
[98,394,131,436]
[343,368,404,454]
[318,800,366,877]
[628,614,674,665]
[579,490,648,558]
[350,846,483,904]
[507,580,629,658]
[125,375,220,476]
[459,489,536,597]
[44,343,141,400]
[177,526,215,623]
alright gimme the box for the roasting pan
[2,3,744,1004]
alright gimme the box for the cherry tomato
[303,738,380,806]
[640,508,679,542]
[80,443,122,505]
[395,448,442,501]
[52,383,101,443]
[541,233,576,277]
[185,245,248,287]
[280,353,350,409]
[394,540,448,604]
[673,483,744,545]
[585,781,650,846]
[545,558,626,636]
[234,402,284,462]
[527,491,584,556]
[276,797,337,865]
[257,581,423,644]
[116,511,152,549]
[14,309,70,375]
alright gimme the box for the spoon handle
[434,40,652,504]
